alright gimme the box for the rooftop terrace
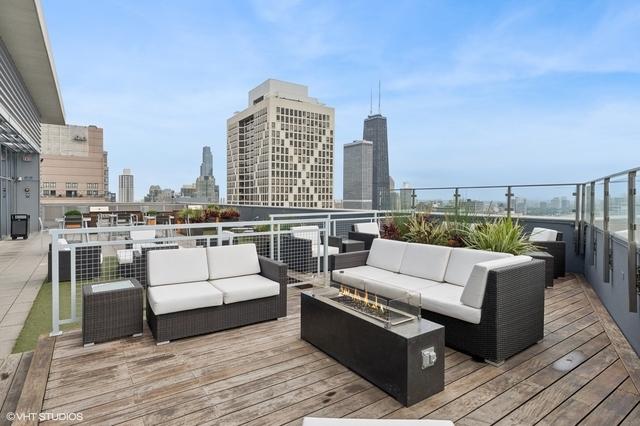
[1,274,638,425]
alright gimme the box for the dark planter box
[300,291,445,406]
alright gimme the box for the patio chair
[348,222,381,250]
[281,225,340,273]
[47,238,102,282]
[529,227,565,277]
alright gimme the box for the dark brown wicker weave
[146,256,288,342]
[347,231,378,250]
[82,278,143,345]
[526,250,554,287]
[329,250,546,364]
[535,239,566,278]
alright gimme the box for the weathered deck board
[10,274,640,425]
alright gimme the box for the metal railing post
[216,223,222,247]
[324,218,330,285]
[269,216,274,259]
[603,178,611,283]
[506,186,513,218]
[70,247,76,322]
[628,171,638,312]
[580,184,587,256]
[50,234,62,336]
[590,182,596,265]
[454,188,460,216]
[574,184,581,255]
[411,189,416,212]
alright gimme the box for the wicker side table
[82,279,143,346]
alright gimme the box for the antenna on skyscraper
[378,80,381,114]
[369,87,373,115]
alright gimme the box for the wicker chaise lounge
[330,239,546,364]
[146,244,288,343]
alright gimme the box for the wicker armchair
[531,230,565,278]
[347,222,381,250]
[47,242,102,282]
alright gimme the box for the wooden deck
[11,274,640,425]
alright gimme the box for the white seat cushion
[311,244,339,258]
[206,243,261,280]
[400,243,452,282]
[332,266,439,306]
[130,229,156,241]
[421,283,482,324]
[443,248,512,286]
[354,222,381,237]
[332,265,398,290]
[529,227,558,242]
[147,247,209,286]
[461,256,532,308]
[366,239,408,273]
[291,225,321,246]
[210,274,280,304]
[147,281,223,315]
[303,418,453,426]
[116,249,135,265]
[57,238,71,251]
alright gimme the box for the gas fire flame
[339,286,386,313]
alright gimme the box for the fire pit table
[300,284,444,406]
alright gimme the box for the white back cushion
[354,222,381,237]
[444,248,512,286]
[291,226,320,246]
[147,247,208,286]
[130,229,156,240]
[366,239,408,272]
[529,227,558,242]
[461,255,532,308]
[206,243,261,280]
[399,243,452,282]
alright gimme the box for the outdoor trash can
[10,214,30,239]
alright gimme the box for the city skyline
[41,0,640,200]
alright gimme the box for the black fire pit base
[300,291,445,406]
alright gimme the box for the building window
[65,182,78,189]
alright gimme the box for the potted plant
[404,215,449,246]
[204,205,221,222]
[146,209,158,225]
[220,207,240,222]
[63,209,83,229]
[176,208,205,235]
[463,217,538,255]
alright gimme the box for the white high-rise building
[226,79,335,208]
[118,168,134,202]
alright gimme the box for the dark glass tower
[363,114,390,210]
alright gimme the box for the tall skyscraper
[40,124,108,202]
[343,140,373,210]
[363,88,390,210]
[227,79,335,208]
[118,168,134,202]
[195,145,219,202]
[200,146,213,177]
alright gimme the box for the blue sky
[42,0,640,201]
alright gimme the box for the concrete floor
[0,232,48,359]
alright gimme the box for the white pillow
[399,243,452,282]
[461,256,532,308]
[291,226,321,246]
[147,247,208,286]
[444,248,513,286]
[529,227,558,242]
[206,243,261,280]
[366,239,408,273]
[354,222,381,237]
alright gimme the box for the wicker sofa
[329,239,545,364]
[529,227,565,278]
[146,244,287,343]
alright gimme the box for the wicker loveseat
[329,239,545,364]
[146,244,288,343]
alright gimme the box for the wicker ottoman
[82,279,144,346]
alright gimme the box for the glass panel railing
[594,181,605,229]
[412,189,458,215]
[609,177,628,239]
[457,187,509,217]
[510,185,575,219]
[636,174,640,244]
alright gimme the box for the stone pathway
[0,233,48,359]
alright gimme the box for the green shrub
[463,217,538,255]
[64,209,82,216]
[404,215,449,246]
